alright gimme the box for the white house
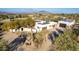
[58,19,75,28]
[34,20,57,32]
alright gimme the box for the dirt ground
[17,30,54,51]
[2,32,20,44]
[2,30,56,51]
[17,39,52,51]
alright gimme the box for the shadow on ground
[8,34,27,51]
[0,30,4,39]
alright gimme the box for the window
[21,28,23,31]
[59,23,66,27]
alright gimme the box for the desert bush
[54,29,77,51]
[33,30,49,48]
[0,39,8,51]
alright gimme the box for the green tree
[9,21,17,29]
[54,29,77,51]
[26,18,35,28]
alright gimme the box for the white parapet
[9,29,16,32]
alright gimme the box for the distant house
[58,19,75,28]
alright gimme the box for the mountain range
[0,10,52,14]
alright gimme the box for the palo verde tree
[2,22,10,31]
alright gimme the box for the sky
[0,8,79,14]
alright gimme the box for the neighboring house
[58,19,75,28]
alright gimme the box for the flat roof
[60,19,74,22]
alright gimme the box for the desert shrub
[0,39,8,51]
[54,29,77,51]
[33,32,44,48]
[33,30,49,48]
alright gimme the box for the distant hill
[0,11,16,14]
[0,11,7,14]
[36,10,52,14]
